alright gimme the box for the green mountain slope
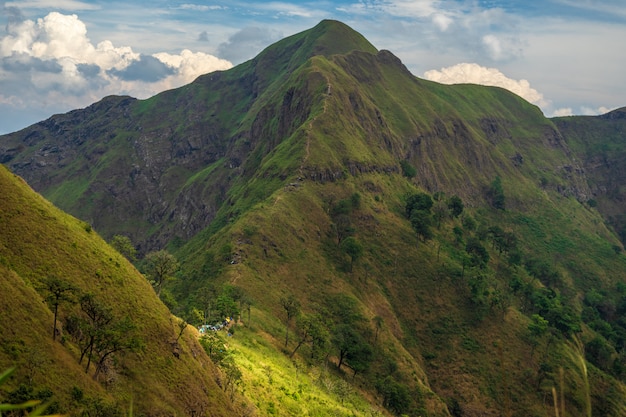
[2,19,626,416]
[553,107,626,244]
[0,165,238,416]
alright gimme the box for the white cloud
[481,35,503,60]
[423,63,548,108]
[1,12,139,70]
[178,4,225,12]
[0,11,232,125]
[432,13,453,31]
[154,49,232,84]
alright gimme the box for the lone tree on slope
[144,250,179,297]
[280,294,301,348]
[41,275,77,341]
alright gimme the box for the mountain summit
[2,20,626,416]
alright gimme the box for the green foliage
[39,276,77,341]
[280,294,301,348]
[110,235,137,262]
[0,368,59,417]
[340,236,363,272]
[143,250,179,297]
[447,195,464,218]
[465,237,489,268]
[200,332,228,364]
[410,210,433,245]
[399,160,416,178]
[405,192,433,218]
[528,314,549,339]
[487,176,505,210]
[332,324,373,375]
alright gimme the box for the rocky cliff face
[554,107,626,243]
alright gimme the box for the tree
[290,314,324,358]
[447,195,464,218]
[76,293,114,373]
[332,324,373,376]
[144,250,179,297]
[196,284,218,326]
[93,316,143,380]
[175,316,189,342]
[405,192,433,218]
[200,332,227,364]
[376,376,411,415]
[340,236,363,272]
[400,160,417,178]
[280,294,301,348]
[41,276,76,341]
[110,235,137,262]
[488,176,506,210]
[433,198,448,228]
[332,214,354,245]
[465,237,490,268]
[410,209,433,246]
[215,294,238,320]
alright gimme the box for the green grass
[225,319,387,417]
[0,165,236,416]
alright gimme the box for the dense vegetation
[2,19,626,416]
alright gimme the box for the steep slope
[0,165,238,416]
[553,107,626,244]
[2,19,626,417]
[0,20,376,253]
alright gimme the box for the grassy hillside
[168,34,626,415]
[553,107,626,244]
[0,165,237,416]
[174,158,626,415]
[2,19,626,417]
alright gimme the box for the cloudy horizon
[1,1,625,134]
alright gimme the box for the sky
[1,1,625,134]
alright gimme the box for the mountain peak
[250,20,377,81]
[304,19,378,57]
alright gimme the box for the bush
[400,160,416,178]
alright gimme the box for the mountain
[2,19,626,416]
[0,164,238,416]
[554,107,626,243]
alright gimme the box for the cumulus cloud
[423,63,548,108]
[153,50,232,84]
[0,10,233,132]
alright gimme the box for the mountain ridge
[2,19,626,416]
